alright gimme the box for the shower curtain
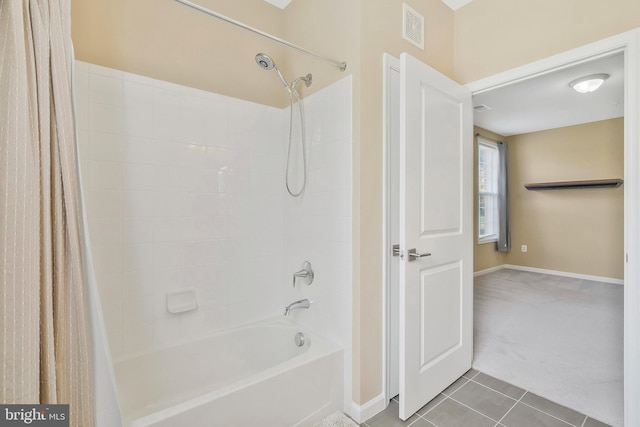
[496,141,511,252]
[0,1,95,426]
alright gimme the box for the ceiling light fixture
[569,73,609,94]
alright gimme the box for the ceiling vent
[473,104,492,112]
[403,3,424,50]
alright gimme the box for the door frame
[382,53,400,407]
[466,28,640,426]
[382,53,400,405]
[383,28,640,425]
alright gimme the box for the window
[478,138,499,243]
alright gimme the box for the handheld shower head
[254,53,311,198]
[255,53,290,92]
[255,53,275,70]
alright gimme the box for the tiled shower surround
[74,61,352,362]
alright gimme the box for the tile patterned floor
[361,369,611,427]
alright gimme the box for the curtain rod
[475,133,504,144]
[171,0,347,72]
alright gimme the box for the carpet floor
[473,269,623,427]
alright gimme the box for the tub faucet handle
[292,261,314,287]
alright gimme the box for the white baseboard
[347,394,387,424]
[473,264,623,285]
[504,264,624,285]
[474,265,506,277]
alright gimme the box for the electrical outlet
[521,245,528,253]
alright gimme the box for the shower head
[255,53,291,93]
[255,53,275,70]
[256,53,286,87]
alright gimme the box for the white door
[398,52,473,420]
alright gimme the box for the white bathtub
[114,318,344,427]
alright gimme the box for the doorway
[472,51,624,426]
[383,29,640,426]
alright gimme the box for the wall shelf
[524,179,623,190]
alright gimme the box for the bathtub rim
[116,316,343,426]
[115,315,315,364]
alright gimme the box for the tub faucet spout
[284,299,311,316]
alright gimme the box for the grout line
[494,390,525,427]
[397,371,594,427]
[462,370,481,381]
[447,395,501,424]
[516,398,577,427]
[440,378,469,397]
[415,395,448,418]
[405,411,432,427]
[470,373,587,427]
[468,377,523,402]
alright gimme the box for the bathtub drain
[294,332,306,347]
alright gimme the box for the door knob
[407,248,431,261]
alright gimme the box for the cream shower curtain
[0,1,95,425]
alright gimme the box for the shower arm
[171,0,347,72]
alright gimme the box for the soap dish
[167,289,198,314]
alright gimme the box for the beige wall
[72,0,288,107]
[503,119,624,279]
[454,0,640,83]
[282,0,360,100]
[71,0,359,108]
[474,120,624,279]
[474,127,508,272]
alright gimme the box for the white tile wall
[75,61,352,365]
[282,77,353,350]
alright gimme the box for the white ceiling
[473,52,624,137]
[263,0,292,9]
[441,0,473,11]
